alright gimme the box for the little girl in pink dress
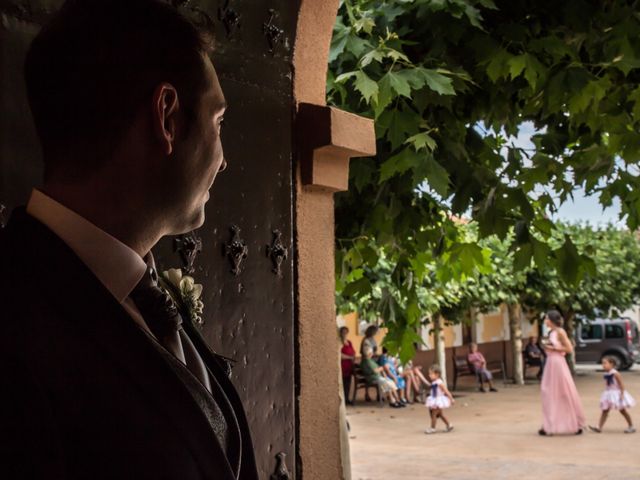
[424,364,455,434]
[589,356,635,434]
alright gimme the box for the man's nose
[219,158,228,172]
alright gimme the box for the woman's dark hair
[546,310,564,327]
[338,326,349,336]
[364,325,379,337]
[24,0,213,179]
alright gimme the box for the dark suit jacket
[0,209,258,480]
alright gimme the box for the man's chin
[171,208,206,235]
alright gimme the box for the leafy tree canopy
[329,0,640,359]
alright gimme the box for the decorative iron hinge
[263,9,284,54]
[266,229,288,277]
[223,225,248,275]
[173,231,202,274]
[218,0,241,38]
[0,204,6,228]
[270,452,291,480]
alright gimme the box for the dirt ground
[347,365,640,480]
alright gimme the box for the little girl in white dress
[425,364,454,434]
[589,356,635,434]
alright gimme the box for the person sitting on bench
[523,336,544,379]
[360,346,405,408]
[378,347,409,405]
[467,343,498,393]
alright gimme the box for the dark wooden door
[0,1,298,478]
[157,2,298,478]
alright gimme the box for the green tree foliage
[520,224,640,323]
[330,0,640,356]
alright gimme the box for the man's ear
[152,83,180,156]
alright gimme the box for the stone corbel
[297,103,376,192]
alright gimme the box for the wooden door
[0,1,298,477]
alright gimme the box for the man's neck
[41,183,165,258]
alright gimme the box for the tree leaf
[379,148,419,182]
[354,71,379,104]
[425,157,450,196]
[418,68,456,95]
[342,276,372,298]
[405,131,437,152]
[387,70,412,98]
[360,49,385,68]
[374,73,395,117]
[555,236,582,285]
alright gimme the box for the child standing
[588,356,636,434]
[425,364,455,434]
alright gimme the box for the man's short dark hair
[25,0,213,179]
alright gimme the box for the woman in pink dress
[539,310,586,435]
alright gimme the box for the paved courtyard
[347,365,640,479]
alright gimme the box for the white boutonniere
[160,268,205,327]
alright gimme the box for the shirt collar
[26,189,147,303]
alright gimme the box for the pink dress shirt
[26,189,153,335]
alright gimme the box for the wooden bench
[452,354,507,391]
[351,364,384,406]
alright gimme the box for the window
[581,324,603,340]
[605,324,625,339]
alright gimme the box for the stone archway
[293,2,375,479]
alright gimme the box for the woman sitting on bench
[467,343,498,393]
[360,346,405,408]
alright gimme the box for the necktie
[130,254,212,393]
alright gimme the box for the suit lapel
[182,319,259,479]
[8,210,236,480]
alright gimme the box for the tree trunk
[508,304,524,385]
[564,309,576,376]
[433,313,447,385]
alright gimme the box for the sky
[512,123,623,226]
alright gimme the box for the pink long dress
[541,329,586,434]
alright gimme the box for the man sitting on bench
[467,343,498,393]
[523,336,544,379]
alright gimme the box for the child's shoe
[445,425,454,433]
[588,425,601,433]
[424,428,436,434]
[624,426,636,434]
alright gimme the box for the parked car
[575,317,639,370]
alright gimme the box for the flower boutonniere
[160,268,205,327]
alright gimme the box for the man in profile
[0,1,258,478]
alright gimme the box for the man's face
[169,55,227,234]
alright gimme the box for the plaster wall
[296,188,343,479]
[293,1,346,479]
